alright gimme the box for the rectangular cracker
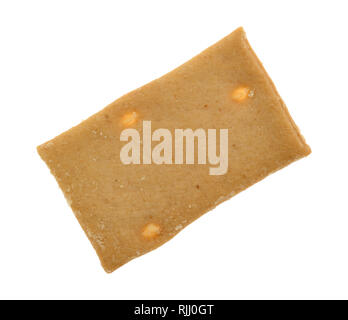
[37,27,311,273]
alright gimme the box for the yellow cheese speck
[121,111,138,126]
[142,222,161,239]
[231,86,251,102]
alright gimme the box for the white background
[0,0,347,300]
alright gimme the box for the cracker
[37,27,310,272]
